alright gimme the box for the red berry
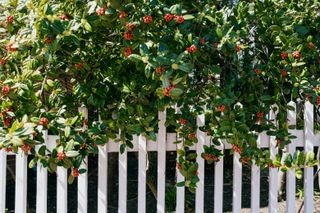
[83,119,88,126]
[6,16,13,23]
[155,66,164,74]
[187,133,196,140]
[59,14,69,20]
[308,42,314,49]
[231,144,242,153]
[39,117,49,126]
[186,44,197,53]
[212,156,219,161]
[4,148,12,152]
[71,168,80,177]
[143,15,153,24]
[179,118,187,125]
[6,41,17,52]
[125,22,136,31]
[205,153,211,161]
[306,93,311,101]
[2,85,10,95]
[44,37,52,45]
[124,46,132,57]
[119,11,127,19]
[214,42,219,48]
[74,63,83,69]
[256,111,264,119]
[281,69,287,77]
[124,31,133,40]
[217,105,225,112]
[57,152,66,161]
[317,96,320,105]
[96,8,105,16]
[174,16,184,24]
[21,144,31,153]
[0,59,6,66]
[235,45,241,52]
[254,69,261,75]
[281,52,288,60]
[3,118,11,127]
[292,51,301,59]
[164,13,174,22]
[200,38,205,45]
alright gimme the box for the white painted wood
[157,111,166,213]
[36,130,48,213]
[15,150,28,213]
[304,101,314,213]
[119,142,127,213]
[98,143,108,213]
[286,102,296,213]
[176,141,185,213]
[195,113,205,213]
[214,142,224,213]
[138,135,147,213]
[57,167,68,213]
[232,152,242,213]
[251,134,261,213]
[78,107,89,213]
[0,150,6,212]
[268,107,278,213]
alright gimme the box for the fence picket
[176,141,185,213]
[304,101,314,212]
[98,143,108,213]
[15,150,28,213]
[0,150,6,212]
[195,113,205,213]
[119,142,127,213]
[157,111,166,213]
[268,107,278,213]
[36,131,48,213]
[251,135,261,213]
[78,107,89,213]
[214,141,224,213]
[57,167,68,213]
[286,102,296,213]
[138,135,147,213]
[232,152,242,213]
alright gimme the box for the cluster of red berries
[6,16,14,23]
[125,22,136,31]
[6,41,17,52]
[292,51,301,59]
[317,96,320,105]
[39,117,49,126]
[124,31,133,40]
[119,11,126,19]
[21,144,32,153]
[254,68,262,75]
[231,144,242,153]
[74,63,84,69]
[217,105,225,112]
[281,69,287,77]
[44,37,52,45]
[199,38,206,45]
[281,52,288,60]
[71,168,79,177]
[124,46,132,57]
[204,153,219,161]
[163,13,185,24]
[2,108,13,127]
[186,44,197,53]
[163,84,176,97]
[187,133,196,140]
[256,111,264,123]
[96,7,106,16]
[59,14,69,21]
[155,66,165,74]
[0,59,6,66]
[57,152,66,161]
[143,15,153,24]
[179,118,187,125]
[2,85,10,96]
[235,45,241,52]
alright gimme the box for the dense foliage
[0,0,319,191]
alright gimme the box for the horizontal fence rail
[0,102,319,213]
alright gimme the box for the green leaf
[81,19,92,32]
[68,174,75,184]
[183,15,195,20]
[66,150,79,157]
[205,15,215,23]
[169,88,183,97]
[64,126,71,138]
[128,54,142,63]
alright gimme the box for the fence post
[251,134,261,213]
[15,149,28,213]
[157,110,166,213]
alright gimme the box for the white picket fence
[0,101,319,213]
